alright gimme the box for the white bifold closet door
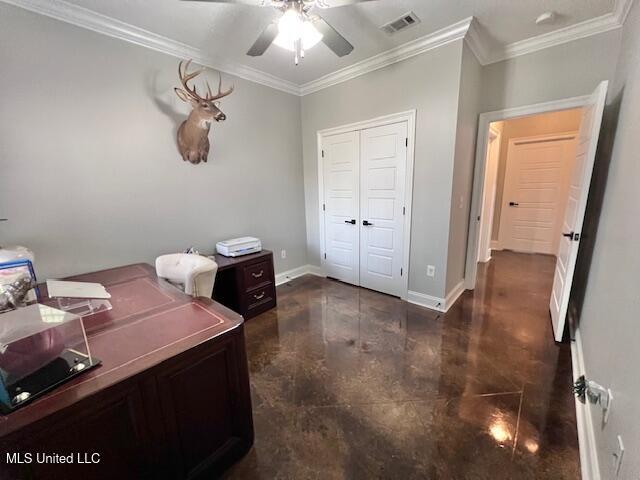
[359,122,407,296]
[322,121,408,297]
[323,131,360,285]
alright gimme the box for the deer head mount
[174,59,234,164]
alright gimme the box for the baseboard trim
[275,264,325,286]
[407,290,446,312]
[570,318,601,480]
[445,280,466,310]
[490,240,501,250]
[407,280,466,313]
[305,265,325,278]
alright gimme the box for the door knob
[509,202,519,207]
[362,220,374,226]
[344,219,356,224]
[562,231,580,241]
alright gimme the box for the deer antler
[178,59,234,103]
[178,59,206,102]
[208,74,234,101]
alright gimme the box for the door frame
[464,95,590,290]
[317,110,417,300]
[477,125,502,263]
[496,131,579,253]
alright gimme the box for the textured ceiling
[60,0,616,85]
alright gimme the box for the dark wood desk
[212,250,276,320]
[0,264,253,480]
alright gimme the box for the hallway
[226,251,580,479]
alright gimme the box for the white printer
[215,237,262,257]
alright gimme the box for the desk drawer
[244,284,276,315]
[243,261,272,291]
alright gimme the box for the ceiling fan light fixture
[273,9,323,52]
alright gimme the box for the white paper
[46,280,111,299]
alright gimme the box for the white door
[322,131,360,285]
[499,135,577,255]
[550,81,608,342]
[359,122,408,297]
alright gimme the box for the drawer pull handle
[252,270,264,278]
[253,292,266,300]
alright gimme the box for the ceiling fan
[182,0,374,65]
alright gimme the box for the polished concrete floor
[225,251,580,479]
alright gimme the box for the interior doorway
[475,111,583,262]
[465,82,608,342]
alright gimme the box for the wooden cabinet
[0,326,252,480]
[0,265,253,480]
[212,250,277,319]
[155,334,253,479]
[4,382,154,480]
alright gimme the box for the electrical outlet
[427,265,435,277]
[613,435,624,477]
[281,249,286,259]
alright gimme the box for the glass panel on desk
[0,304,99,413]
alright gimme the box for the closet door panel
[359,122,407,297]
[322,131,360,286]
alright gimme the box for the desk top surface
[0,263,243,437]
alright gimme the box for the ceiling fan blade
[247,22,279,56]
[181,0,271,5]
[313,17,354,57]
[314,0,376,7]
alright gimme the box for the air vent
[380,12,421,35]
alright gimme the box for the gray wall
[576,2,640,477]
[481,29,622,112]
[445,43,482,294]
[301,41,464,299]
[0,4,307,280]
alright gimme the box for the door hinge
[405,138,408,147]
[322,203,326,211]
[321,150,325,158]
[400,267,403,276]
[324,253,327,260]
[403,206,406,215]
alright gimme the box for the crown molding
[2,0,631,95]
[464,17,491,65]
[614,0,634,24]
[0,0,301,95]
[485,0,632,64]
[299,17,472,95]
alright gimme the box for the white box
[216,237,262,257]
